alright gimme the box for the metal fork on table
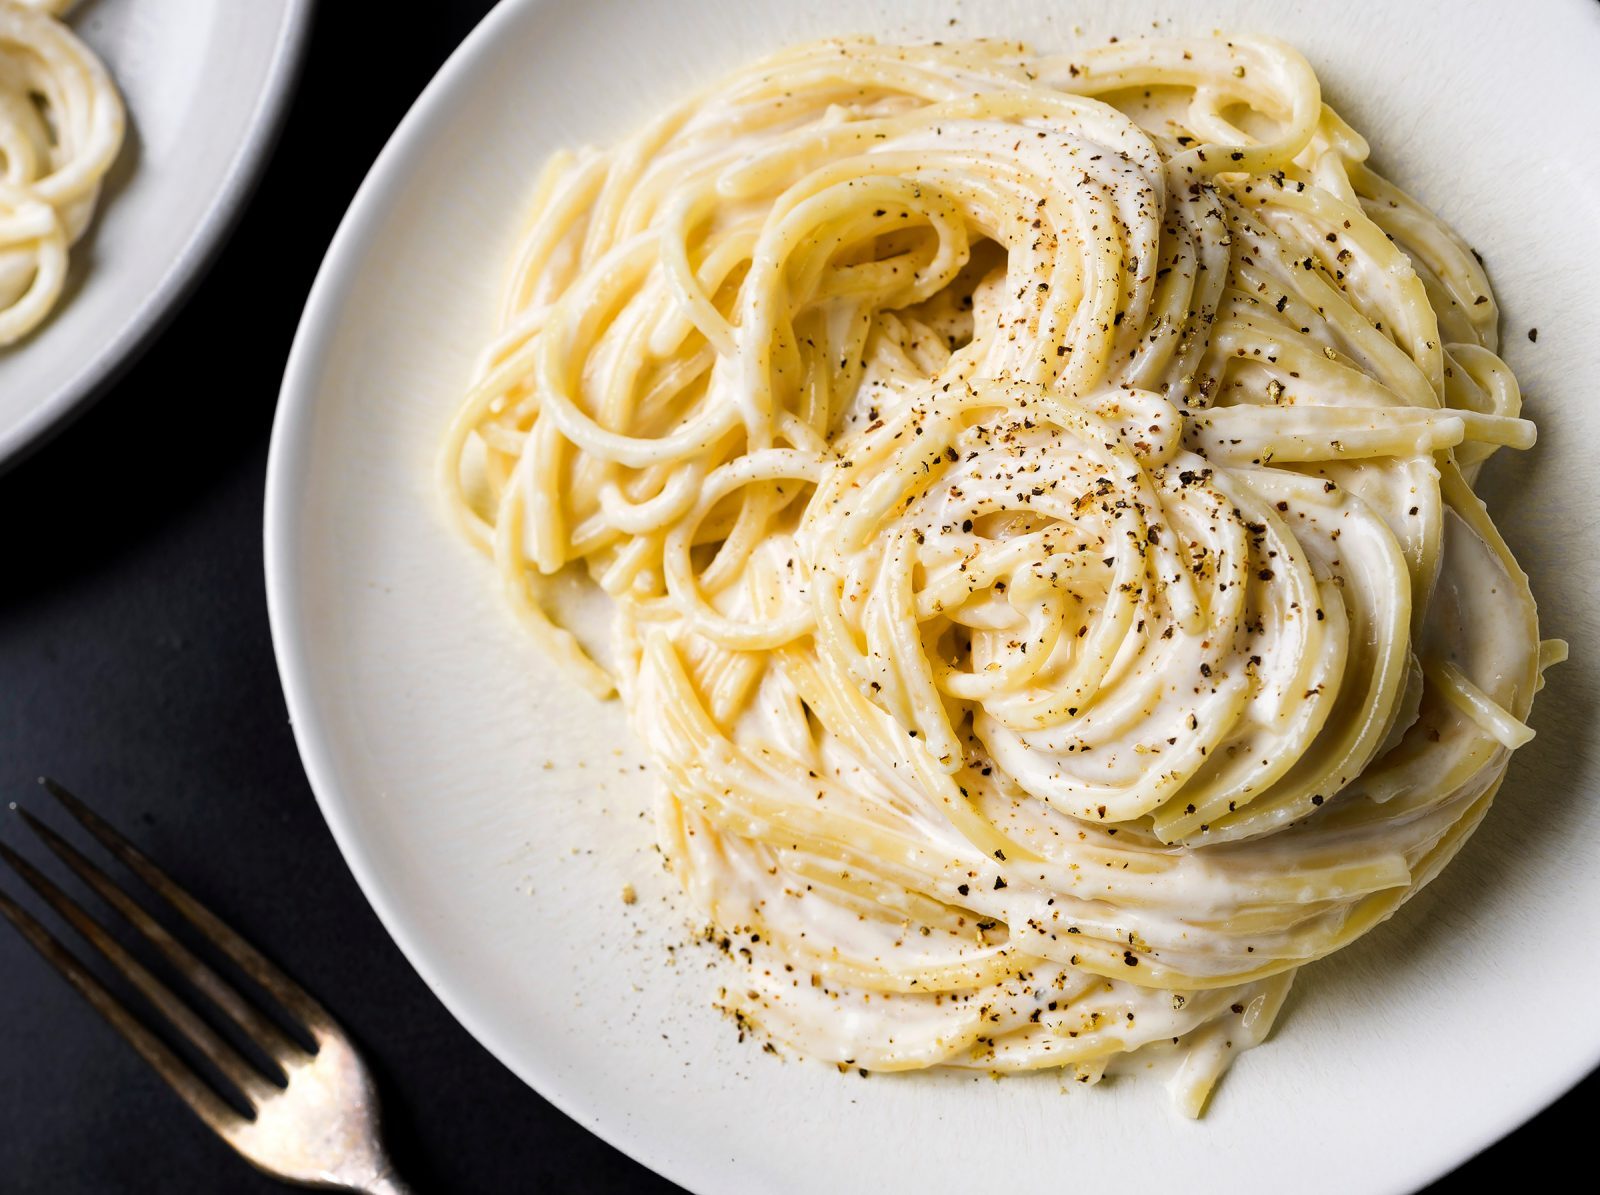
[0,779,412,1194]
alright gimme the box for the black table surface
[0,4,1591,1191]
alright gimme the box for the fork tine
[16,800,308,1065]
[0,885,246,1137]
[0,838,280,1108]
[39,778,332,1034]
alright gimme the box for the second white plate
[0,0,314,466]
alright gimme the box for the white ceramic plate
[266,2,1600,1191]
[0,0,314,466]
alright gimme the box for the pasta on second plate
[0,0,124,346]
[441,34,1560,1114]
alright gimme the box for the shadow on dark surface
[0,2,1590,1193]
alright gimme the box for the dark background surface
[0,3,1591,1191]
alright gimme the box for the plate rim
[0,0,320,472]
[263,1,1600,1190]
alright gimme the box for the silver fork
[0,779,411,1194]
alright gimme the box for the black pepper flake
[993,876,1008,890]
[1123,951,1139,967]
[1528,327,1539,342]
[957,883,970,896]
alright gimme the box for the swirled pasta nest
[442,34,1560,1114]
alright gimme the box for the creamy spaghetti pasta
[0,0,124,345]
[440,34,1562,1114]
